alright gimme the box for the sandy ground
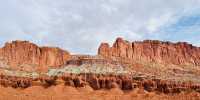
[0,85,199,100]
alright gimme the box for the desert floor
[0,84,199,100]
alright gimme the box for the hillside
[0,38,199,100]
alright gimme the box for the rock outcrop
[98,37,200,66]
[1,74,200,94]
[0,40,70,72]
[61,74,200,93]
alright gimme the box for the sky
[0,0,200,54]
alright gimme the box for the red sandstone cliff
[0,38,200,72]
[0,40,70,72]
[98,37,200,66]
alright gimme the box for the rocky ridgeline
[0,38,200,73]
[98,37,200,66]
[0,40,70,72]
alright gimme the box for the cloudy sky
[0,0,200,54]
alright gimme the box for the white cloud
[0,0,200,54]
[147,13,174,33]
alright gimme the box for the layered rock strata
[0,40,70,72]
[98,37,200,66]
[0,74,200,94]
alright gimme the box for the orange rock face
[0,40,70,72]
[98,37,200,66]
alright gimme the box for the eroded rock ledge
[0,74,200,94]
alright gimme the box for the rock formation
[0,40,70,72]
[0,38,200,99]
[1,38,200,72]
[98,37,200,66]
[1,73,200,94]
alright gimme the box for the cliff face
[0,40,70,72]
[98,37,200,66]
[0,38,200,72]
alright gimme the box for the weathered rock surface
[1,38,200,72]
[98,37,200,66]
[1,74,200,94]
[0,40,70,72]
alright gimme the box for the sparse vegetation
[39,75,58,88]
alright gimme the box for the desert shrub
[39,75,57,87]
[10,78,32,88]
